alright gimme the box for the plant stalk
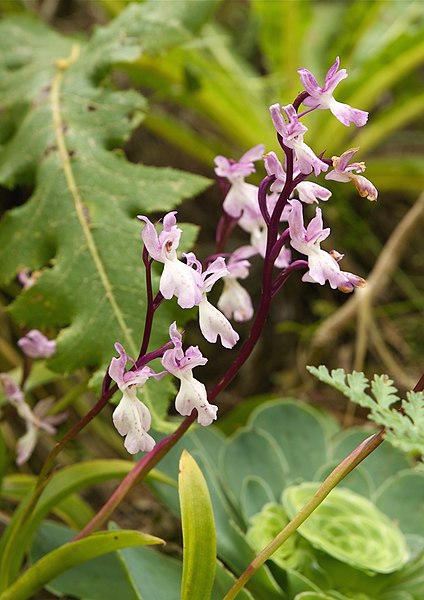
[223,430,385,600]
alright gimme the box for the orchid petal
[198,297,239,348]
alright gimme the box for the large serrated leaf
[0,3,212,374]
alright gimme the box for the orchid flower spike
[298,57,368,127]
[184,253,240,348]
[214,145,265,230]
[138,212,203,308]
[0,373,67,465]
[18,330,56,359]
[217,247,255,322]
[269,104,328,176]
[325,148,378,201]
[109,343,164,454]
[288,200,366,293]
[161,323,218,426]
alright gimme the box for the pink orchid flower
[298,57,368,127]
[288,200,365,293]
[325,148,378,201]
[109,343,164,454]
[269,104,328,176]
[161,323,217,426]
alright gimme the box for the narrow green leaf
[0,529,163,600]
[0,474,94,529]
[0,459,173,589]
[31,521,255,600]
[179,449,216,600]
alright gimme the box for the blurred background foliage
[0,0,423,413]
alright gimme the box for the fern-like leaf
[307,365,424,457]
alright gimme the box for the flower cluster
[108,56,377,455]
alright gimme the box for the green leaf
[249,400,332,482]
[179,450,216,600]
[366,156,424,192]
[308,366,424,457]
[220,428,288,508]
[0,428,7,485]
[375,471,424,537]
[314,460,373,498]
[30,520,254,600]
[294,594,340,600]
[0,6,211,374]
[32,521,140,600]
[0,459,170,589]
[148,429,285,599]
[0,473,94,529]
[240,477,275,523]
[332,427,411,493]
[283,483,409,574]
[246,502,301,571]
[1,528,163,600]
[84,0,219,71]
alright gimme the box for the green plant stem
[223,429,385,600]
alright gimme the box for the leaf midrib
[50,45,138,357]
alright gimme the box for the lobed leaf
[308,366,424,457]
[0,2,212,375]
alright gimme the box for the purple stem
[258,175,275,225]
[72,92,324,537]
[293,91,309,111]
[269,228,290,263]
[136,342,173,368]
[138,249,155,359]
[73,411,197,540]
[272,260,308,297]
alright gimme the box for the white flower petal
[112,389,155,454]
[199,297,239,348]
[175,375,218,426]
[160,258,202,308]
[218,278,254,322]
